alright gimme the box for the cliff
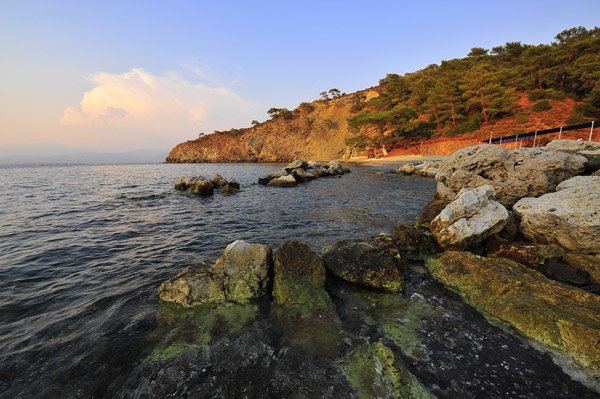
[166,92,375,163]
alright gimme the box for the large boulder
[158,240,272,307]
[435,145,587,206]
[321,235,405,293]
[544,139,600,170]
[210,173,229,188]
[416,194,448,228]
[174,176,214,195]
[427,251,600,374]
[258,170,288,185]
[272,240,333,316]
[267,174,298,188]
[430,185,509,249]
[513,176,600,254]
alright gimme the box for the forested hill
[167,27,600,162]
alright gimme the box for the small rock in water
[174,176,214,195]
[267,175,298,188]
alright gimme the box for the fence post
[558,126,562,140]
[533,130,538,147]
[590,121,595,142]
[499,136,503,145]
[419,140,423,156]
[515,133,519,149]
[488,131,493,144]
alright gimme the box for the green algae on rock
[149,301,258,361]
[158,240,272,307]
[272,240,334,317]
[427,251,600,374]
[341,342,432,399]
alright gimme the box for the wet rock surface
[427,251,600,374]
[321,235,405,293]
[158,240,272,306]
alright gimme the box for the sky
[1,0,599,153]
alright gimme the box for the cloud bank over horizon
[58,68,262,150]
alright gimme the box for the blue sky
[1,0,599,151]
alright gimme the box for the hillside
[167,27,600,163]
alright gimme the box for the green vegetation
[532,100,552,112]
[267,107,293,120]
[346,26,600,149]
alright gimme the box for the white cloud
[60,68,262,149]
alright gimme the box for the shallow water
[0,163,597,398]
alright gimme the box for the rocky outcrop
[435,145,587,206]
[321,235,405,293]
[272,240,333,317]
[395,162,415,175]
[430,185,509,249]
[260,159,350,187]
[174,176,214,195]
[427,251,600,374]
[513,176,600,254]
[544,139,600,170]
[342,342,433,399]
[158,240,272,307]
[175,174,240,195]
[395,161,440,178]
[393,224,440,260]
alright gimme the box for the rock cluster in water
[174,173,240,195]
[395,160,441,178]
[258,159,351,187]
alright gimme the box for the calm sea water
[0,163,434,397]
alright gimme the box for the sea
[0,163,597,398]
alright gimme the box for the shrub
[566,113,588,125]
[322,119,339,129]
[298,102,316,112]
[574,102,600,118]
[516,113,528,123]
[532,100,552,112]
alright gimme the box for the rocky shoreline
[156,139,600,397]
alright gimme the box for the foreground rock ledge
[427,251,600,374]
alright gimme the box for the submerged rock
[321,235,405,293]
[342,342,432,399]
[158,240,272,307]
[174,176,214,195]
[435,145,586,206]
[513,176,600,254]
[427,251,600,374]
[430,185,509,249]
[272,240,333,317]
[544,139,600,170]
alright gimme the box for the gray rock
[544,139,600,169]
[258,170,288,185]
[306,160,322,169]
[513,175,600,254]
[435,145,587,206]
[174,176,214,195]
[430,185,509,249]
[321,235,405,293]
[267,175,298,187]
[291,167,308,183]
[210,173,229,188]
[396,163,416,175]
[228,179,240,190]
[158,240,272,307]
[284,160,307,172]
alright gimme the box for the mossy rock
[427,251,600,374]
[341,342,432,399]
[334,287,439,360]
[149,302,258,361]
[272,240,334,317]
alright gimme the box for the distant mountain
[0,143,167,165]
